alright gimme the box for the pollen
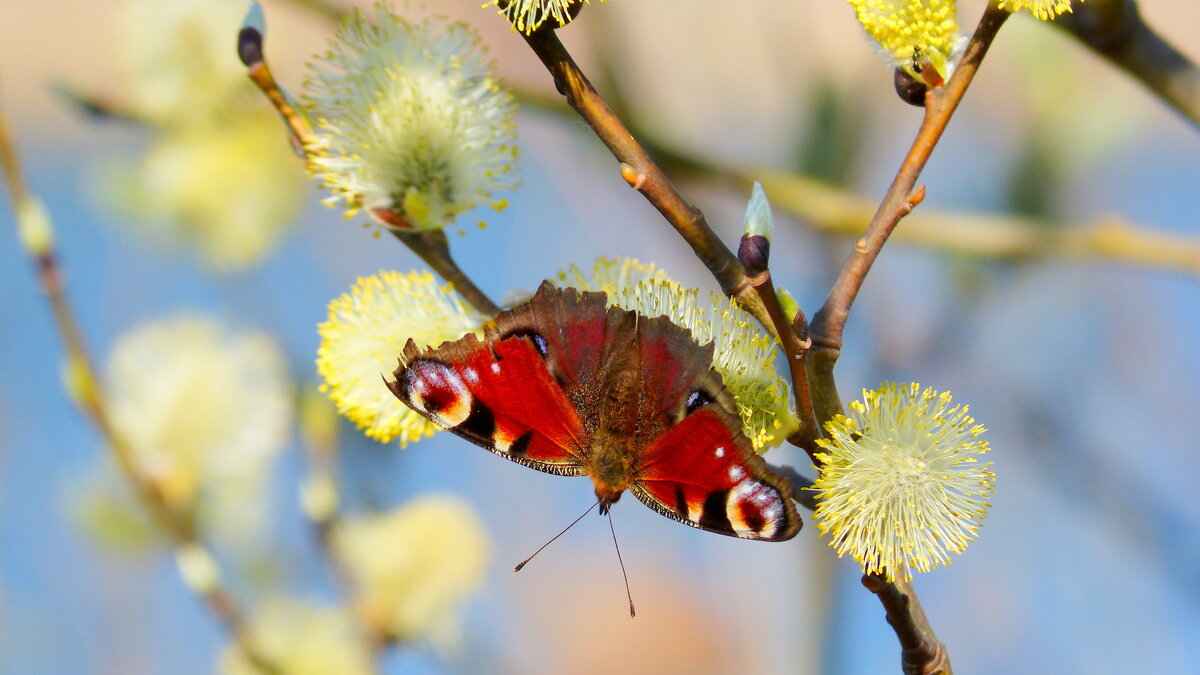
[846,0,964,80]
[812,383,995,582]
[995,0,1080,20]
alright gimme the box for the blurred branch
[516,71,1200,279]
[1055,0,1200,128]
[516,27,774,331]
[297,392,387,662]
[753,168,1200,275]
[60,83,1197,278]
[287,0,345,22]
[53,84,144,125]
[0,104,278,675]
[238,13,499,316]
[268,0,1200,278]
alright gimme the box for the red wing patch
[632,409,801,541]
[390,336,587,475]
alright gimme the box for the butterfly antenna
[514,500,598,572]
[607,510,636,618]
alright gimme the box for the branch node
[619,162,646,189]
[908,184,927,206]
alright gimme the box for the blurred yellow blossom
[996,0,1079,21]
[334,496,489,646]
[317,270,481,445]
[70,470,158,554]
[846,0,963,81]
[105,315,292,535]
[117,0,253,125]
[813,383,995,582]
[219,599,373,675]
[558,257,798,450]
[304,5,519,230]
[98,114,306,271]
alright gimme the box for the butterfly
[386,282,801,541]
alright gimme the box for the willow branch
[757,274,820,458]
[390,230,500,314]
[517,28,773,330]
[769,463,819,512]
[238,21,499,316]
[801,7,1010,672]
[0,104,277,675]
[808,5,1010,423]
[738,235,821,458]
[65,17,1197,278]
[1055,0,1200,128]
[863,575,952,675]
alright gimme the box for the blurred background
[1,0,1198,673]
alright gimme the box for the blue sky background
[2,1,1199,673]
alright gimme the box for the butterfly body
[388,282,801,541]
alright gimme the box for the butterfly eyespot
[726,480,785,539]
[685,390,714,415]
[401,359,474,428]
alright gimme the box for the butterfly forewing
[492,283,617,401]
[391,332,588,475]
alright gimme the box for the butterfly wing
[388,283,621,475]
[632,402,801,541]
[390,331,589,475]
[623,316,801,542]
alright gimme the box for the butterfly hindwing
[632,395,801,542]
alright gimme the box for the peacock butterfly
[386,282,801,541]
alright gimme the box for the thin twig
[0,103,278,675]
[863,575,952,675]
[738,234,821,459]
[60,35,1199,277]
[391,230,500,315]
[1055,0,1200,129]
[769,463,819,512]
[808,4,1010,422]
[755,273,820,458]
[517,28,774,331]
